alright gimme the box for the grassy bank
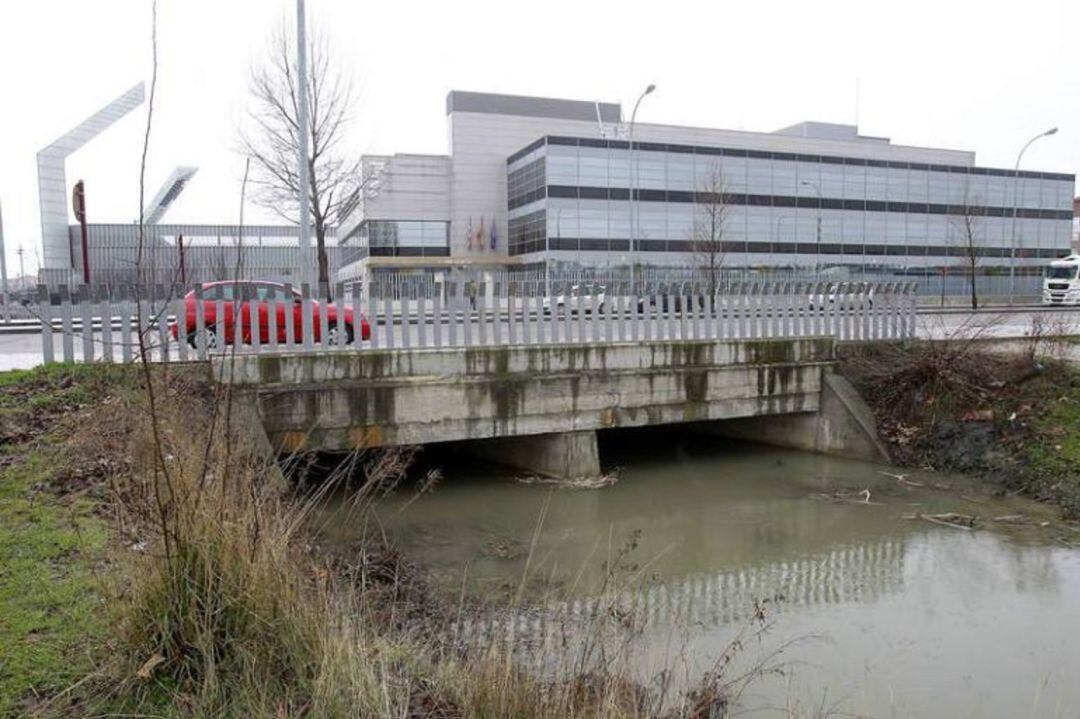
[840,341,1080,518]
[0,366,126,716]
[1,363,763,718]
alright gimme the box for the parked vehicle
[543,284,607,314]
[169,280,370,348]
[1042,255,1080,305]
[635,289,718,313]
[808,284,875,310]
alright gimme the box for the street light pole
[1008,127,1058,304]
[801,180,822,275]
[296,0,314,294]
[628,83,656,293]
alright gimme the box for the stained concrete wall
[216,338,835,458]
[701,371,890,462]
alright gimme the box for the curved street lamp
[1009,127,1058,303]
[628,83,656,291]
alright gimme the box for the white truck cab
[1043,255,1080,305]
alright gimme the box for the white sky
[0,0,1077,275]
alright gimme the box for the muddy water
[318,430,1080,717]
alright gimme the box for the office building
[340,90,1074,293]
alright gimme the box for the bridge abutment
[698,372,890,462]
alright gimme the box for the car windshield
[1045,266,1078,280]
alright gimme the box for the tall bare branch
[240,20,361,298]
[691,163,729,300]
[950,182,983,310]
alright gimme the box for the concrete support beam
[221,338,835,454]
[699,372,890,462]
[458,430,601,481]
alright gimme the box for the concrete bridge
[218,335,886,480]
[37,279,902,476]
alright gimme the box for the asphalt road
[2,306,1078,372]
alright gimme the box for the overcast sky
[0,0,1076,275]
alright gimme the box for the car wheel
[187,326,218,350]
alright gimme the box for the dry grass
[18,365,806,718]
[841,340,1020,425]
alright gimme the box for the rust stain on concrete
[348,425,384,448]
[280,431,308,452]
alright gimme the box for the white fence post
[38,285,54,364]
[266,287,279,353]
[417,285,428,348]
[120,286,134,363]
[301,283,314,351]
[173,285,187,363]
[283,283,296,350]
[78,287,94,363]
[383,293,395,349]
[58,285,74,362]
[477,280,489,346]
[249,286,261,352]
[400,288,412,349]
[99,287,115,363]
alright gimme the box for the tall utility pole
[1008,127,1058,304]
[295,0,313,294]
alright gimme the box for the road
[1,306,1078,372]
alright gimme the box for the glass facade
[342,219,450,264]
[506,136,1075,272]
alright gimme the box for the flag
[476,216,485,251]
[465,217,474,251]
[490,220,498,250]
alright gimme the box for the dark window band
[370,246,451,257]
[516,136,1074,182]
[541,185,1073,221]
[508,237,1069,259]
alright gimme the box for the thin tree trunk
[970,259,978,310]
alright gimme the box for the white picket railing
[36,279,918,365]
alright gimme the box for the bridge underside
[218,338,848,480]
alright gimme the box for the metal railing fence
[36,276,918,365]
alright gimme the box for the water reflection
[317,432,1080,716]
[546,538,908,631]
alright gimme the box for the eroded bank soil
[839,342,1080,518]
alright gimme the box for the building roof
[772,121,889,145]
[446,90,621,123]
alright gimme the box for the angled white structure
[36,83,145,276]
[145,166,198,225]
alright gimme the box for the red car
[170,280,370,348]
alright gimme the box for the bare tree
[691,163,729,300]
[241,21,360,298]
[950,183,983,310]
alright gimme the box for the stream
[318,429,1080,717]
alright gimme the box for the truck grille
[1049,283,1070,291]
